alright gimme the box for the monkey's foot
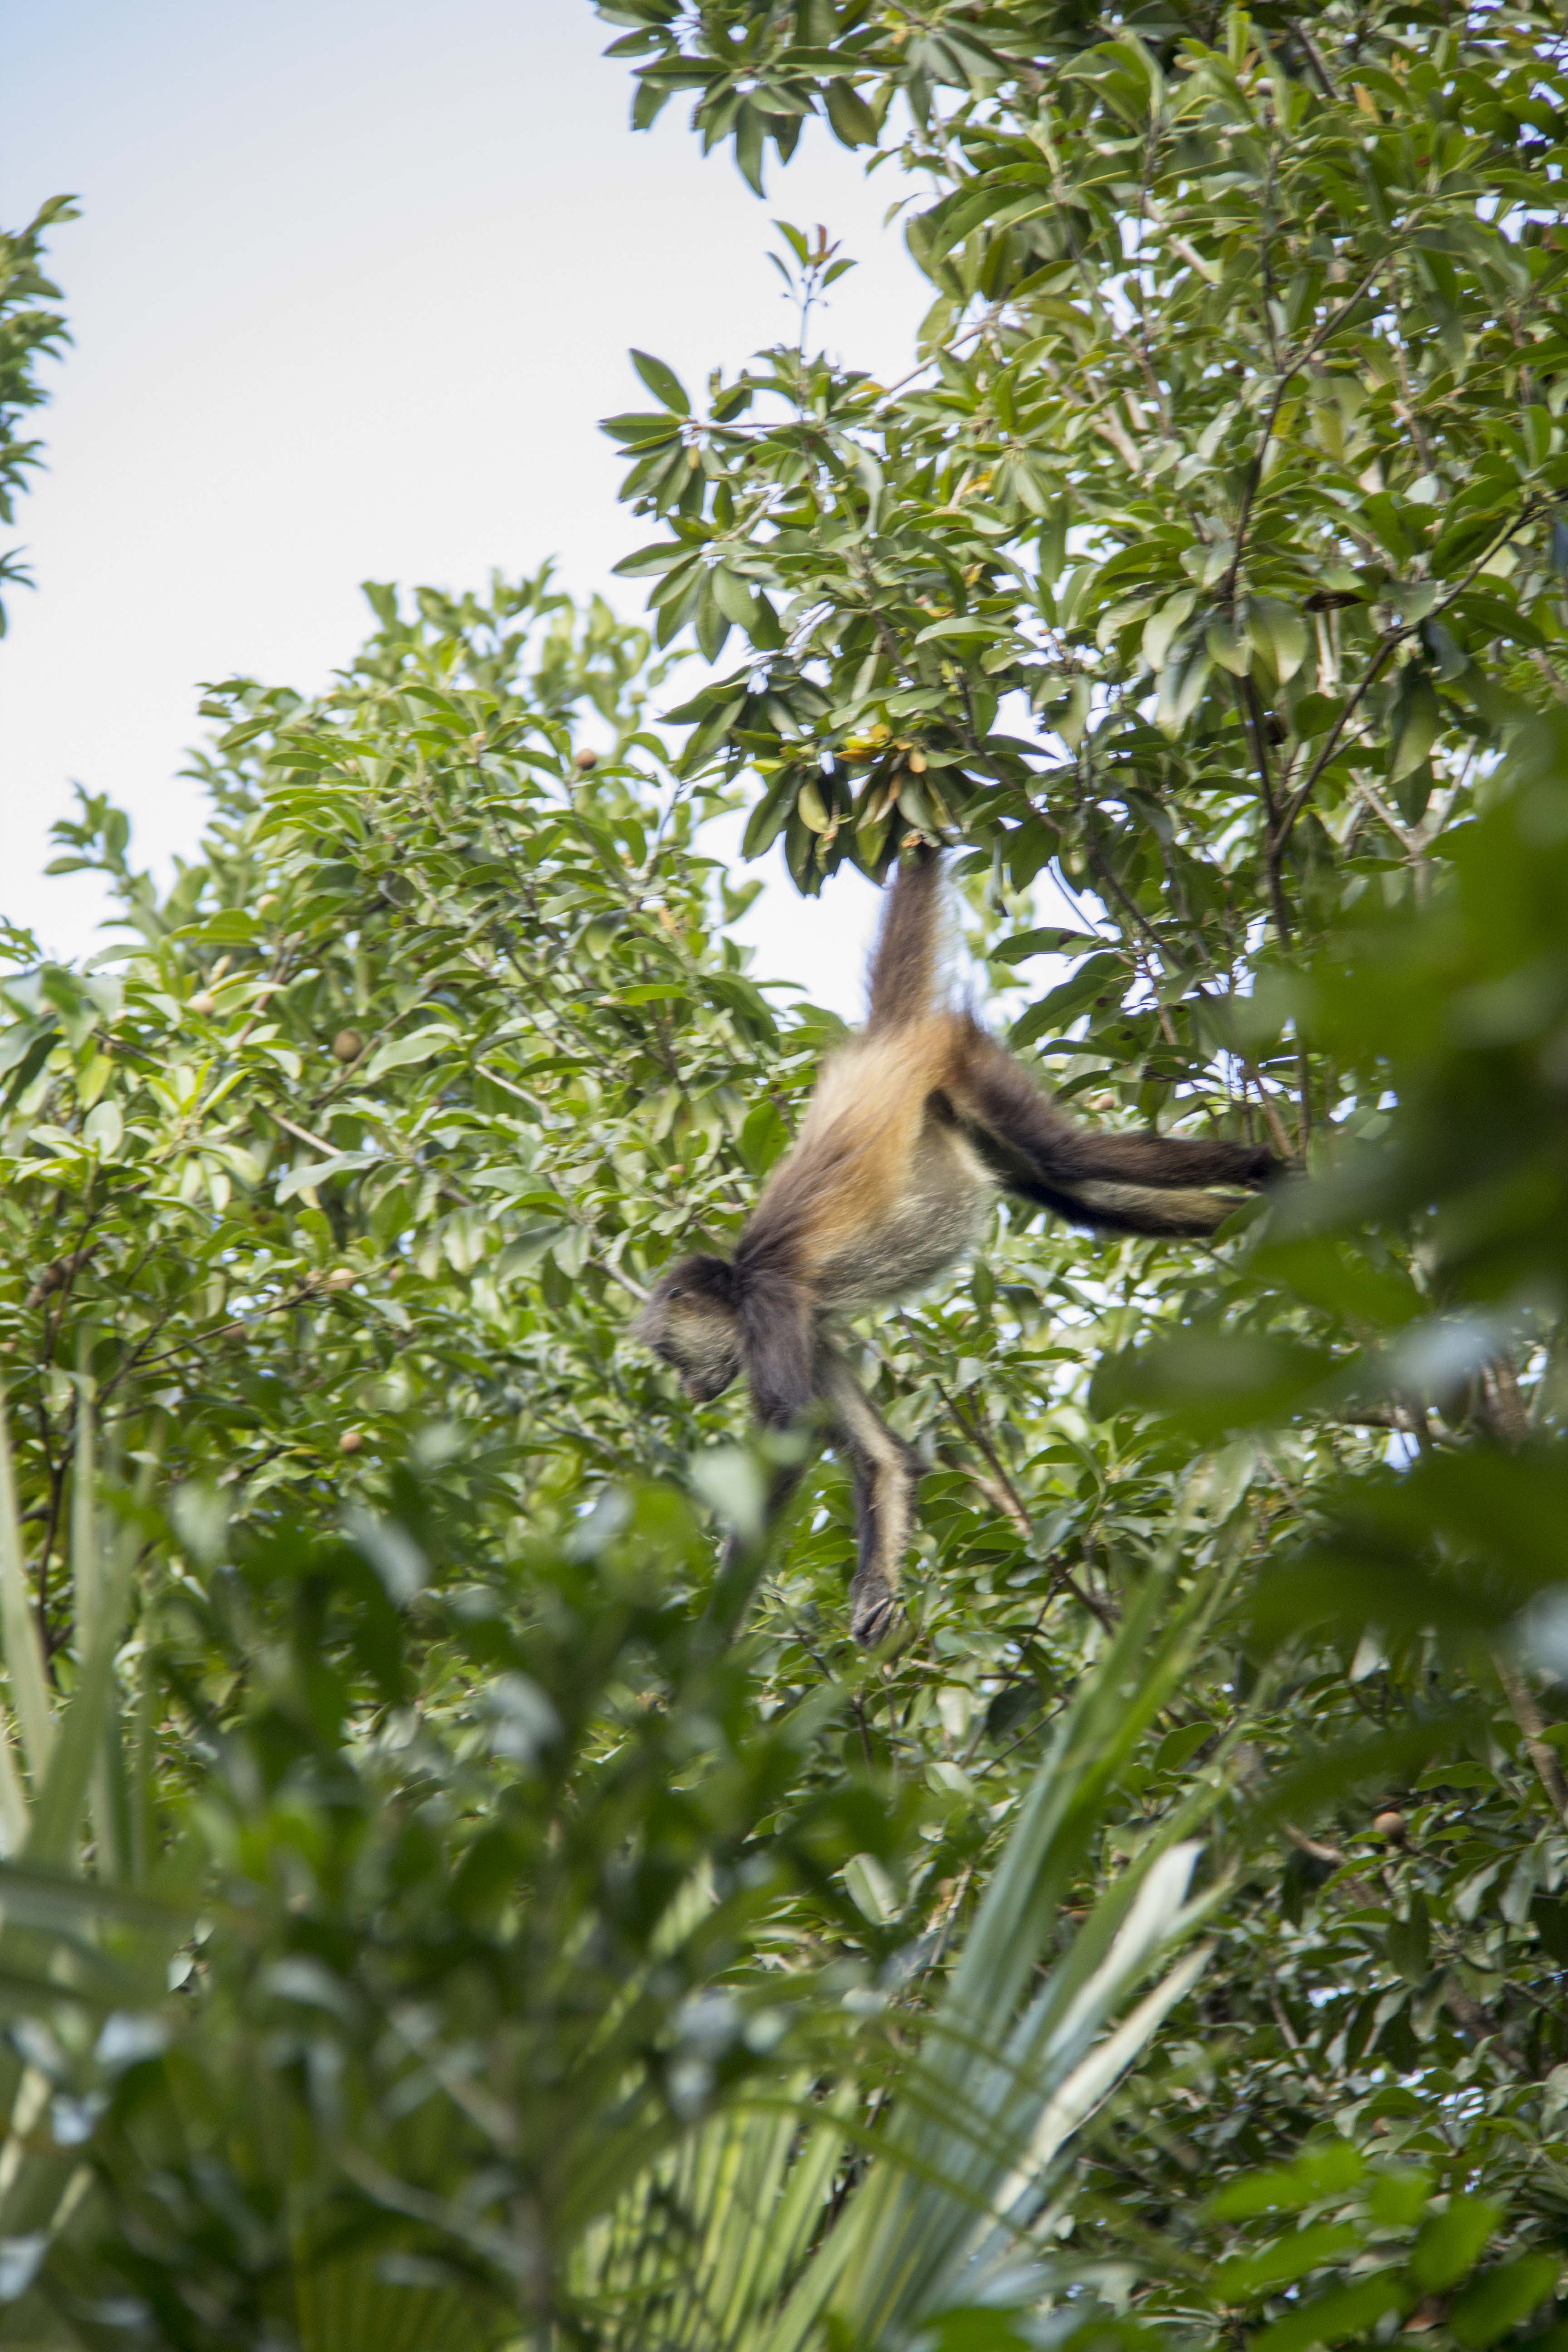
[850,1578,901,1650]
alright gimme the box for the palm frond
[0,1387,185,2340]
[571,1563,1235,2352]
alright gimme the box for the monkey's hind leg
[820,1346,921,1648]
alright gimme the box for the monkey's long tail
[1012,1174,1250,1240]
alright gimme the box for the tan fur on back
[753,1014,964,1275]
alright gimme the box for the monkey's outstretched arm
[818,1343,920,1647]
[953,1029,1281,1238]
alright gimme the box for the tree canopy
[0,5,1565,2347]
[0,193,73,632]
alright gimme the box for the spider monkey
[637,849,1281,1646]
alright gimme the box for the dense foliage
[0,1,1566,2346]
[593,0,1568,2338]
[0,192,73,630]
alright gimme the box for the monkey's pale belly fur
[813,1122,991,1309]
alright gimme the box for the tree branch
[1218,257,1387,604]
[1495,1656,1568,1825]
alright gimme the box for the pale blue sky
[0,0,931,1009]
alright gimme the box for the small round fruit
[222,1322,246,1342]
[338,1429,364,1455]
[324,1267,356,1292]
[331,1028,363,1062]
[190,991,216,1017]
[1374,1808,1407,1846]
[257,892,282,918]
[573,748,599,771]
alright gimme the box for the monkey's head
[636,1253,744,1404]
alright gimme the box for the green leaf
[1143,590,1197,671]
[1390,666,1441,779]
[363,1024,458,1079]
[83,1098,123,1156]
[1449,2255,1559,2348]
[1206,614,1252,676]
[0,1399,54,1783]
[843,1852,897,1923]
[1368,2170,1434,2229]
[629,349,690,415]
[1249,597,1309,684]
[1009,952,1124,1048]
[1385,1891,1430,1981]
[1411,2196,1504,2292]
[1211,2221,1361,2303]
[599,409,684,449]
[1208,2141,1365,2220]
[824,79,877,146]
[992,927,1100,964]
[275,1152,377,1203]
[24,1556,128,1866]
[914,614,1004,645]
[1154,1721,1215,1771]
[611,541,695,579]
[1252,2273,1411,2352]
[1157,638,1214,731]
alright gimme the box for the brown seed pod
[324,1267,356,1292]
[573,748,599,771]
[1374,1808,1407,1846]
[331,1029,363,1063]
[338,1429,364,1455]
[222,1322,246,1342]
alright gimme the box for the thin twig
[1281,1821,1382,1906]
[1290,20,1339,96]
[1217,257,1386,605]
[936,1375,1117,1630]
[1274,499,1549,860]
[1268,1977,1332,2096]
[272,1110,345,1159]
[1443,1978,1532,2077]
[1495,1657,1568,1824]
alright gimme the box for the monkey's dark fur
[637,852,1280,1645]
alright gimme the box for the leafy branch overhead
[598,4,1568,1131]
[0,195,75,630]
